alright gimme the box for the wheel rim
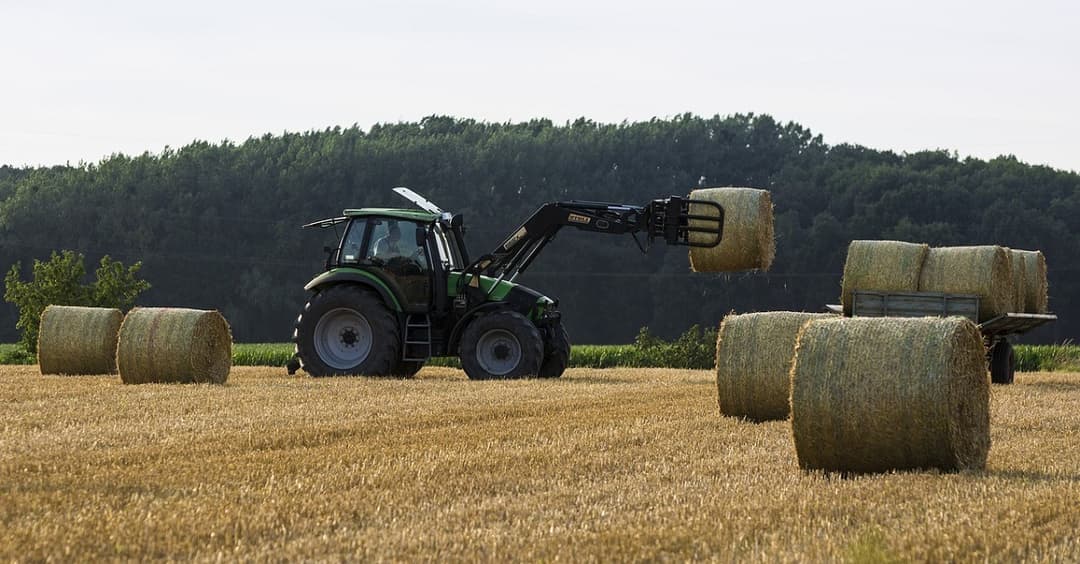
[313,308,373,370]
[476,328,522,376]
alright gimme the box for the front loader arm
[467,196,723,284]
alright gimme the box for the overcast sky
[2,0,1077,172]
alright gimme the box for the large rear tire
[294,285,400,377]
[538,322,570,378]
[460,311,543,380]
[392,360,425,378]
[990,340,1015,385]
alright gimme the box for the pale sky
[2,0,1077,172]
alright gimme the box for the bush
[4,250,150,354]
[629,324,718,369]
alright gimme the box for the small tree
[4,250,150,354]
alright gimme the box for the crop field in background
[2,365,1079,561]
[199,342,1080,372]
[6,342,1080,372]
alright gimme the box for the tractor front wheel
[294,285,400,377]
[538,322,570,378]
[460,311,543,380]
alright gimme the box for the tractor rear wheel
[538,322,570,378]
[392,360,425,378]
[294,285,400,377]
[990,340,1015,385]
[460,311,543,380]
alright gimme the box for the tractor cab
[306,208,468,314]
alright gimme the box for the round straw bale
[790,316,990,474]
[117,308,232,384]
[37,305,124,375]
[716,311,833,421]
[918,245,1014,321]
[840,240,929,316]
[1012,249,1048,313]
[1006,249,1026,315]
[688,187,774,272]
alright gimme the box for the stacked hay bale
[688,187,774,272]
[117,308,232,384]
[1006,249,1027,315]
[917,245,1014,321]
[37,306,124,375]
[790,316,990,473]
[1012,249,1049,313]
[840,240,929,315]
[715,311,832,421]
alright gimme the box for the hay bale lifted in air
[688,187,774,272]
[715,311,833,421]
[790,316,990,474]
[117,308,232,385]
[1012,249,1049,313]
[840,240,929,316]
[38,305,124,375]
[918,245,1014,321]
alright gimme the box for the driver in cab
[373,221,425,266]
[373,221,405,259]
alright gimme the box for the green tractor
[287,188,722,380]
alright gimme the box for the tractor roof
[342,208,439,222]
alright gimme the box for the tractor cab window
[339,218,368,264]
[366,218,431,311]
[367,219,427,266]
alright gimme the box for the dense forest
[2,114,1077,343]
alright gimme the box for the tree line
[1,114,1077,343]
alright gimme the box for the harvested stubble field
[2,366,1079,561]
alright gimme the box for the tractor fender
[304,270,403,312]
[447,302,513,353]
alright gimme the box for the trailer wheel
[990,340,1015,385]
[460,311,543,380]
[538,322,570,378]
[294,285,400,377]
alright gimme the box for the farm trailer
[826,290,1056,385]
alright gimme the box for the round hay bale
[37,305,124,375]
[117,308,232,385]
[1007,249,1026,314]
[840,240,929,316]
[918,245,1014,321]
[1013,249,1048,313]
[716,311,833,421]
[790,316,990,474]
[688,187,774,272]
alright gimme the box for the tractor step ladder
[403,314,432,362]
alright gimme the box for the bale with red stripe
[117,307,232,384]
